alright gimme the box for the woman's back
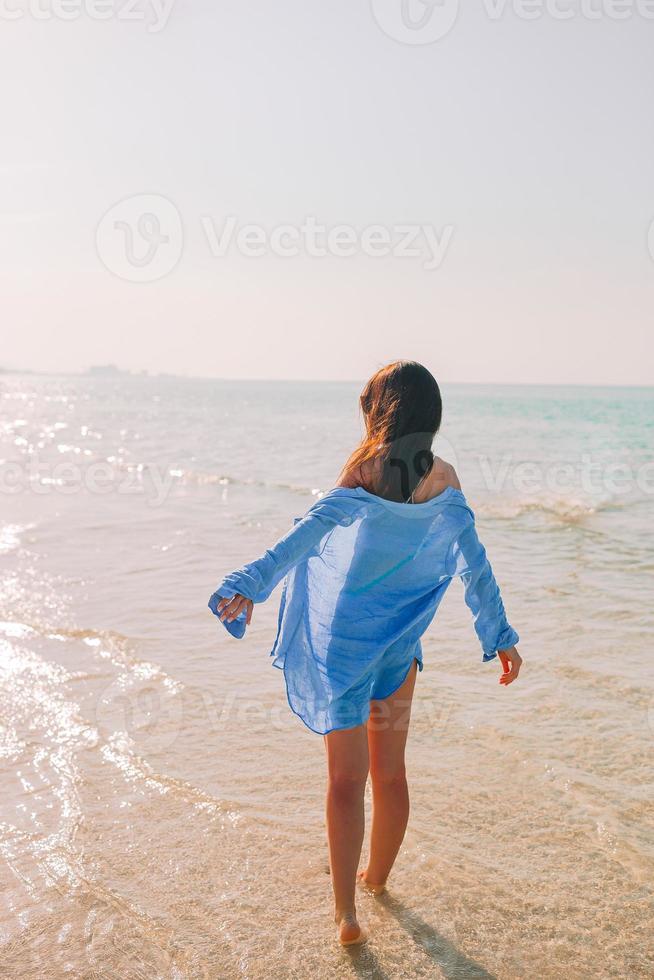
[336,453,461,504]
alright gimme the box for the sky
[1,0,653,384]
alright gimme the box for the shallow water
[0,375,652,978]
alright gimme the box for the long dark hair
[341,361,442,502]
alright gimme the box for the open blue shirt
[209,486,519,734]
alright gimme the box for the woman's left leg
[359,658,418,893]
[323,723,369,944]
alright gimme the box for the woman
[209,361,522,947]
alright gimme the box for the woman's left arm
[447,508,522,684]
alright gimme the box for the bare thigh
[367,659,418,778]
[323,723,370,781]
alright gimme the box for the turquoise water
[0,375,652,978]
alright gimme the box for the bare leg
[323,723,369,944]
[359,659,418,893]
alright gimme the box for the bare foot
[357,870,386,895]
[335,910,368,946]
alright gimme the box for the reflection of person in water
[211,360,522,946]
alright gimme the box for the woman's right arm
[208,491,361,638]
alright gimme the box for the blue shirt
[209,486,519,734]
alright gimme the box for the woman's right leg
[323,722,369,944]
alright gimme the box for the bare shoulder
[419,456,461,501]
[432,457,461,490]
[337,455,461,499]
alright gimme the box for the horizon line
[1,367,652,389]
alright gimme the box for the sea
[0,374,652,979]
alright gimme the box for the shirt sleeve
[208,494,360,639]
[446,508,519,662]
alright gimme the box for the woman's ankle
[334,906,357,924]
[358,868,387,892]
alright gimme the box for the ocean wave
[142,465,320,497]
[0,621,184,705]
[163,470,641,525]
[0,620,134,653]
[474,495,627,523]
[101,731,241,822]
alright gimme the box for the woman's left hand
[216,593,253,625]
[498,646,522,686]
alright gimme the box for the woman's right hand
[498,646,522,686]
[216,593,253,625]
